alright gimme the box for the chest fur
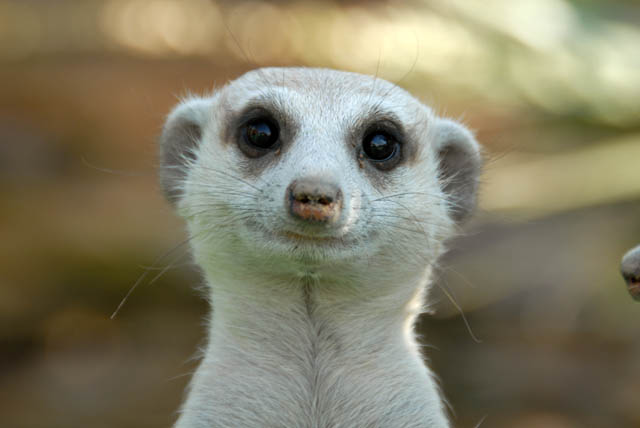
[175,294,447,428]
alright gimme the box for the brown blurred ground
[1,1,639,427]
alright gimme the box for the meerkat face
[621,245,640,301]
[159,68,481,277]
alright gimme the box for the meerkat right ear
[433,118,482,223]
[158,97,213,205]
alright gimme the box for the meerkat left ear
[433,118,482,223]
[158,96,214,206]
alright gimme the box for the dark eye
[242,118,279,150]
[362,131,400,162]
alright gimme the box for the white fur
[161,68,480,427]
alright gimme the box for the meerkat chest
[179,316,444,428]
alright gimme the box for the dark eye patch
[223,100,297,177]
[237,116,281,158]
[243,118,279,149]
[357,116,405,171]
[362,130,401,165]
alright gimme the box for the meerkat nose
[621,245,640,301]
[286,178,343,224]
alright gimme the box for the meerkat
[621,245,640,301]
[158,67,482,428]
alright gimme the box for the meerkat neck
[208,276,418,359]
[175,269,450,428]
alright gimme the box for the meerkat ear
[158,97,213,205]
[433,118,482,223]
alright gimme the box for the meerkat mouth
[261,226,358,251]
[276,228,354,247]
[281,231,339,241]
[241,218,355,251]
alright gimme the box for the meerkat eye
[362,131,401,169]
[242,118,279,150]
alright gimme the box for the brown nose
[287,179,342,223]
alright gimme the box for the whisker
[370,213,448,229]
[195,165,267,190]
[439,265,478,290]
[371,221,428,236]
[436,276,482,344]
[473,415,488,428]
[138,262,193,270]
[82,156,148,177]
[370,191,467,213]
[146,255,187,288]
[110,231,207,319]
[164,164,264,192]
[370,191,444,202]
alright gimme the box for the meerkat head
[621,245,640,301]
[158,68,481,284]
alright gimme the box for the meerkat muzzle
[286,178,343,224]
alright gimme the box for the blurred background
[1,0,639,427]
